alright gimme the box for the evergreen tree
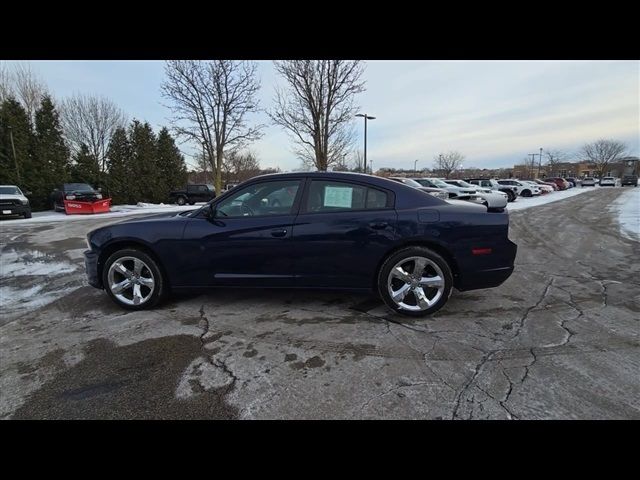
[32,95,71,209]
[70,143,100,186]
[105,126,131,204]
[156,127,187,200]
[128,120,158,203]
[0,97,32,187]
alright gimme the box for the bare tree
[580,139,627,179]
[161,60,264,193]
[223,151,261,184]
[0,63,49,121]
[269,60,366,171]
[433,151,465,178]
[544,149,569,177]
[60,94,126,174]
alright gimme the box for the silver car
[443,180,508,210]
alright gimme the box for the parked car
[465,178,517,202]
[389,177,449,200]
[565,177,579,188]
[600,177,617,187]
[412,177,482,202]
[543,177,570,191]
[0,185,32,219]
[443,179,508,210]
[169,184,216,205]
[85,172,518,317]
[621,175,638,187]
[497,179,541,197]
[534,179,558,191]
[521,180,553,194]
[51,183,110,214]
[581,177,597,187]
[223,183,240,192]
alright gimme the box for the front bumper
[0,204,30,216]
[84,249,102,288]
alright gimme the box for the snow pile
[610,187,639,241]
[507,187,594,211]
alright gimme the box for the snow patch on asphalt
[610,187,640,241]
[7,203,205,224]
[506,187,594,211]
[0,284,69,312]
[0,249,77,277]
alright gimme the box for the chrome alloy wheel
[107,256,155,306]
[387,256,445,312]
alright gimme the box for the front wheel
[102,248,166,310]
[521,189,532,197]
[23,210,32,219]
[176,196,186,206]
[378,246,453,317]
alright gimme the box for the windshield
[0,186,22,195]
[64,183,94,192]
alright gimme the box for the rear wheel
[378,246,453,317]
[102,248,166,310]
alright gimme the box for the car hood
[0,194,28,202]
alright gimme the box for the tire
[189,202,195,205]
[378,246,453,317]
[23,210,32,219]
[176,196,186,206]
[522,189,532,197]
[54,201,64,212]
[102,248,166,310]
[507,191,516,202]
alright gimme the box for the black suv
[621,175,638,187]
[169,184,216,205]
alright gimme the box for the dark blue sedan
[84,172,517,317]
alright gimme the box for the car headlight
[96,194,103,199]
[66,195,76,200]
[21,198,29,205]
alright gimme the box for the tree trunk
[215,147,224,194]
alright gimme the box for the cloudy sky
[6,60,639,171]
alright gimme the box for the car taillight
[472,248,492,255]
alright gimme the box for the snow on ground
[506,186,594,211]
[7,202,205,224]
[0,249,77,277]
[610,187,640,241]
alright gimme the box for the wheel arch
[97,240,169,289]
[373,240,459,290]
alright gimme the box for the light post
[355,113,375,174]
[538,147,543,179]
[414,159,419,175]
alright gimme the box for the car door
[179,178,304,287]
[291,178,398,289]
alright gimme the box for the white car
[497,179,542,197]
[443,179,508,209]
[0,185,32,219]
[581,177,596,187]
[389,177,449,200]
[600,177,617,187]
[413,177,481,201]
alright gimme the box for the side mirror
[204,204,216,220]
[24,190,32,196]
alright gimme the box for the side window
[216,180,301,217]
[481,180,491,187]
[187,185,196,193]
[305,181,389,213]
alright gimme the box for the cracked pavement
[1,187,639,419]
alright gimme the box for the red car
[544,177,569,190]
[534,179,558,191]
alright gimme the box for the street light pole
[538,147,543,179]
[414,159,419,175]
[355,113,376,174]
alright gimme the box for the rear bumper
[0,204,30,216]
[454,239,517,291]
[84,249,102,288]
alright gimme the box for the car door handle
[270,229,288,238]
[369,222,388,230]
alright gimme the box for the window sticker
[324,186,353,208]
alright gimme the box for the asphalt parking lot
[1,187,638,419]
